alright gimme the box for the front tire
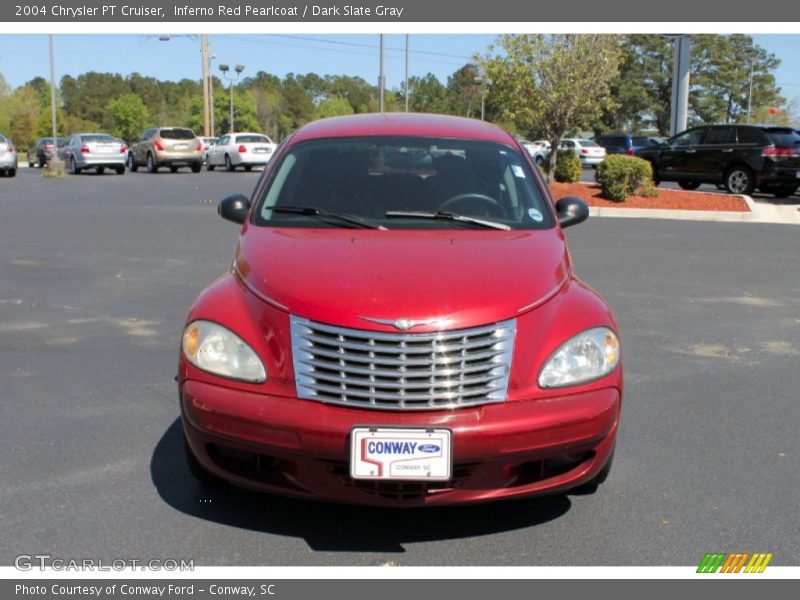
[191,161,202,173]
[725,166,755,195]
[225,154,234,172]
[115,166,125,175]
[69,157,80,175]
[96,167,105,175]
[128,153,138,172]
[146,153,158,174]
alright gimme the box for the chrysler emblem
[359,316,452,331]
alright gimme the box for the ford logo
[418,444,441,453]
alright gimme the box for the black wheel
[127,153,138,172]
[146,153,158,174]
[96,167,105,175]
[678,181,701,190]
[69,157,80,175]
[725,166,755,195]
[38,153,46,168]
[115,166,125,175]
[28,160,34,168]
[244,165,253,172]
[8,168,16,177]
[225,154,235,172]
[191,162,202,173]
[535,155,544,166]
[170,166,179,173]
[184,434,224,487]
[769,184,798,198]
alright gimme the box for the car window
[736,127,767,145]
[218,136,229,145]
[764,129,800,147]
[603,136,626,146]
[704,127,735,145]
[560,141,574,148]
[235,135,270,144]
[159,128,196,140]
[671,129,705,146]
[80,134,116,143]
[579,140,599,147]
[631,136,653,146]
[141,129,154,141]
[254,136,554,230]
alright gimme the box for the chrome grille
[291,316,515,411]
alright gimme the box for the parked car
[594,134,663,156]
[179,112,622,507]
[128,127,202,173]
[200,137,218,163]
[0,134,17,177]
[636,125,800,197]
[58,133,127,175]
[206,132,277,171]
[518,139,547,166]
[559,139,606,167]
[27,137,68,168]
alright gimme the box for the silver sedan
[59,133,127,175]
[206,133,277,172]
[0,134,18,177]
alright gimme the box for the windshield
[254,136,553,230]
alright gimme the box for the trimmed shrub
[595,155,659,202]
[544,149,582,183]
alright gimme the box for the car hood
[234,227,571,331]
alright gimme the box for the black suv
[635,125,800,197]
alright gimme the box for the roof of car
[290,113,516,145]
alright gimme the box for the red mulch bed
[549,182,750,212]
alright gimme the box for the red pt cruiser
[179,113,622,506]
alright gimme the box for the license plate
[254,147,268,153]
[174,143,188,150]
[96,145,114,153]
[350,427,452,481]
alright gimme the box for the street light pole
[200,34,210,136]
[379,34,385,113]
[48,35,58,158]
[404,34,409,112]
[747,51,754,124]
[219,63,244,132]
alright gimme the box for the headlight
[538,327,620,388]
[182,320,266,383]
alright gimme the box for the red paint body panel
[178,113,623,506]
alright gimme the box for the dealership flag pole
[49,35,57,159]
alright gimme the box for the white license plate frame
[350,427,452,481]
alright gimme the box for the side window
[218,136,229,146]
[671,128,705,146]
[736,127,767,145]
[704,127,734,145]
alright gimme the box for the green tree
[407,73,447,114]
[482,34,622,179]
[446,64,482,118]
[690,34,782,125]
[104,93,150,143]
[317,95,354,119]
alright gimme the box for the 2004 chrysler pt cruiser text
[178,113,622,507]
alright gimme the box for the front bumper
[181,379,620,506]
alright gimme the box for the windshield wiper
[271,206,386,230]
[385,210,511,231]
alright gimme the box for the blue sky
[1,34,798,102]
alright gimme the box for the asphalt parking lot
[1,167,799,566]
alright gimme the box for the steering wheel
[438,193,508,219]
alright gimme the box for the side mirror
[218,194,251,224]
[555,196,589,229]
